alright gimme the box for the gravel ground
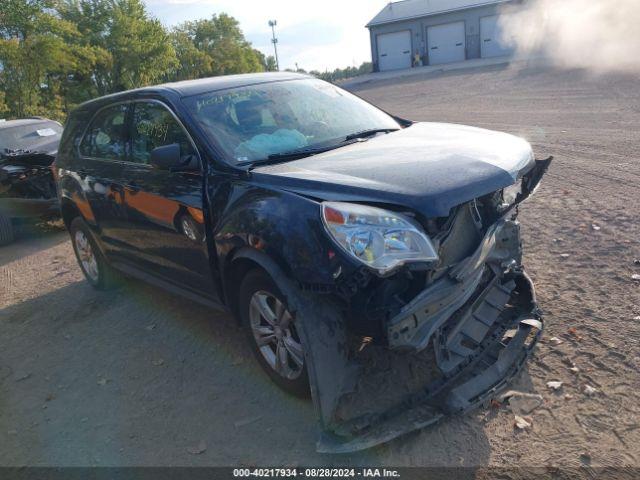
[1,62,639,470]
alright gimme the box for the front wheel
[239,269,310,398]
[69,217,119,290]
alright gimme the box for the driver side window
[131,102,196,165]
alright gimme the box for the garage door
[427,22,466,65]
[480,15,515,58]
[377,31,412,71]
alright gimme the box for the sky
[145,0,390,72]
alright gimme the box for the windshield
[0,122,62,153]
[182,78,400,164]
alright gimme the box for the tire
[0,213,14,246]
[69,217,120,290]
[239,269,310,398]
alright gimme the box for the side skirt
[111,261,229,313]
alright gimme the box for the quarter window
[131,102,196,165]
[80,104,128,160]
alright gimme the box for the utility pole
[268,20,280,71]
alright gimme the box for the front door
[118,100,216,297]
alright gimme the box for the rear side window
[80,104,128,160]
[130,102,195,165]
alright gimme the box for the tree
[309,62,373,83]
[106,0,177,90]
[0,0,98,119]
[60,0,178,93]
[264,55,277,72]
[169,29,212,81]
[172,13,264,78]
[0,4,274,121]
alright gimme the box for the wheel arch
[223,247,292,323]
[60,196,82,229]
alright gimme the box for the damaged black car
[0,118,62,245]
[55,73,551,452]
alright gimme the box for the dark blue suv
[55,72,551,452]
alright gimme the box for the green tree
[172,13,264,78]
[60,0,178,93]
[0,0,98,119]
[106,0,177,90]
[0,3,267,121]
[264,55,277,72]
[169,29,212,81]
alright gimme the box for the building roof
[367,0,510,27]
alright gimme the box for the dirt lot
[1,62,639,469]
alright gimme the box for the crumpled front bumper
[315,270,542,453]
[290,158,552,454]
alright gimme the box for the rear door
[377,31,412,71]
[117,100,215,296]
[77,103,131,255]
[427,21,466,65]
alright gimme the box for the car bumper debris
[290,158,552,453]
[0,151,58,219]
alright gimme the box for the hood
[251,122,534,218]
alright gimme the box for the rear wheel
[69,217,119,290]
[0,213,14,246]
[239,269,310,398]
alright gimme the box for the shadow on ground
[0,275,496,467]
[0,221,67,268]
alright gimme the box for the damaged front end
[0,151,59,219]
[292,158,552,453]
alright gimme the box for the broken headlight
[321,202,438,275]
[502,178,523,208]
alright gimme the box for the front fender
[213,184,341,288]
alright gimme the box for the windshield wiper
[245,130,398,169]
[344,128,399,141]
[262,140,360,162]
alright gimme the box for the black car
[56,72,551,452]
[0,118,62,245]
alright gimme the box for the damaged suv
[56,73,551,452]
[0,118,62,245]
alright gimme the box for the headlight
[321,202,438,275]
[502,178,523,207]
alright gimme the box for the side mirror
[150,143,181,171]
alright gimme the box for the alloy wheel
[249,291,304,380]
[74,230,99,282]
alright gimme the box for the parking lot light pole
[268,20,279,71]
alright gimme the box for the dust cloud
[499,0,640,73]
